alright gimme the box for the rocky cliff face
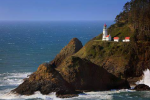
[75,24,150,85]
[13,37,130,98]
[13,63,79,98]
[57,56,130,91]
[50,38,83,67]
[12,0,150,96]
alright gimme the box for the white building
[123,37,130,42]
[114,37,119,42]
[102,24,111,41]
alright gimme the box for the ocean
[0,21,150,100]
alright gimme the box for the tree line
[115,0,150,41]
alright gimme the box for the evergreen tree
[115,0,150,41]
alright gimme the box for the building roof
[114,37,119,39]
[104,24,107,27]
[125,37,130,40]
[106,35,109,37]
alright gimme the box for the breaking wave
[136,69,150,87]
[0,72,135,100]
[0,92,61,100]
[0,72,31,87]
[0,70,148,100]
[0,89,134,100]
[0,72,32,99]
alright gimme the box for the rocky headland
[13,63,80,98]
[12,0,150,97]
[12,38,130,98]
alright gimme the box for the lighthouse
[102,24,111,41]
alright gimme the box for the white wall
[102,28,107,40]
[114,39,119,42]
[123,39,130,42]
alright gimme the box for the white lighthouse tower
[102,24,111,41]
[102,24,107,41]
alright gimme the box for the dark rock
[134,84,150,91]
[57,56,130,91]
[13,38,131,98]
[56,90,81,98]
[12,63,80,98]
[75,37,150,84]
[50,38,83,67]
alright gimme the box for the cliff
[74,0,150,84]
[13,63,80,98]
[75,24,150,85]
[13,37,130,98]
[56,56,130,91]
[13,0,150,97]
[74,1,150,83]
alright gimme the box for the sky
[0,0,130,21]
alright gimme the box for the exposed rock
[127,77,142,86]
[13,38,131,98]
[12,63,79,98]
[50,38,83,67]
[57,56,130,91]
[134,84,150,91]
[75,37,150,84]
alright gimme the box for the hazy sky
[0,0,130,21]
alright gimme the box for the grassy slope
[74,22,150,84]
[95,23,133,41]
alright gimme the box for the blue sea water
[0,21,150,100]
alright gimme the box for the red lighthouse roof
[114,37,119,39]
[104,24,107,27]
[125,37,130,40]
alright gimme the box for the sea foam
[0,88,134,100]
[0,71,135,100]
[0,91,114,100]
[136,69,150,87]
[0,92,62,100]
[0,72,31,87]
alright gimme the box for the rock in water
[50,38,83,67]
[12,63,79,98]
[134,84,150,91]
[57,56,130,91]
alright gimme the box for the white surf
[136,69,150,87]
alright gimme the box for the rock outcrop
[13,57,130,97]
[12,0,150,97]
[75,30,150,85]
[12,63,80,98]
[56,56,130,91]
[13,38,131,98]
[134,84,150,91]
[50,38,83,67]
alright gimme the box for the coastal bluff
[12,0,150,98]
[75,38,150,85]
[12,37,130,98]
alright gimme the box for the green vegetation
[75,0,150,80]
[115,0,150,41]
[96,0,150,42]
[108,24,132,41]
